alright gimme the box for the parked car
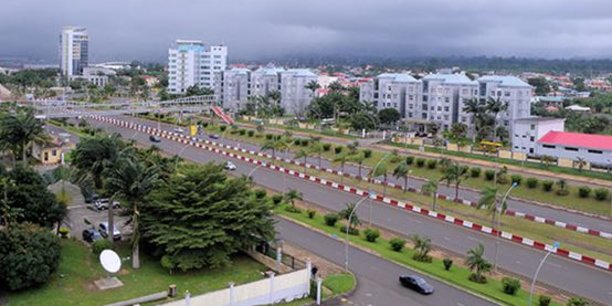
[94,198,120,210]
[98,222,122,241]
[149,135,161,142]
[85,193,99,204]
[82,227,103,243]
[174,127,185,133]
[209,134,220,139]
[224,161,237,171]
[399,275,434,295]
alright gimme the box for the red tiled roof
[537,131,612,151]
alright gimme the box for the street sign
[552,241,560,249]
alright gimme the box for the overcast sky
[1,0,612,63]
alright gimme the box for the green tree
[440,163,470,201]
[72,133,125,188]
[142,163,275,271]
[528,77,551,96]
[477,187,506,229]
[410,234,432,262]
[393,163,411,192]
[309,141,324,169]
[369,163,389,196]
[339,202,361,231]
[378,108,401,125]
[333,153,350,183]
[465,243,492,283]
[294,148,311,173]
[284,189,303,209]
[421,179,439,211]
[349,152,366,177]
[0,108,48,163]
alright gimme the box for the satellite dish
[99,250,121,274]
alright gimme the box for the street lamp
[528,242,559,306]
[345,191,376,271]
[494,181,518,272]
[246,163,266,186]
[175,143,192,169]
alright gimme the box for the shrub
[542,180,554,192]
[202,122,209,128]
[497,174,509,185]
[501,277,521,295]
[510,174,522,185]
[271,194,284,205]
[469,273,487,284]
[426,159,437,169]
[416,158,426,168]
[220,125,227,132]
[484,170,495,181]
[340,225,360,236]
[254,189,267,199]
[307,209,316,219]
[363,149,373,158]
[58,227,70,238]
[247,130,255,137]
[284,205,302,213]
[238,129,246,136]
[526,177,539,189]
[539,295,552,306]
[578,186,591,198]
[405,156,414,165]
[301,139,309,146]
[322,143,332,151]
[265,134,274,140]
[293,138,301,145]
[389,238,405,252]
[93,239,113,255]
[470,167,481,178]
[363,228,380,242]
[443,258,453,271]
[566,297,589,306]
[594,188,609,201]
[324,213,339,226]
[334,146,344,154]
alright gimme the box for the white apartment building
[512,117,565,155]
[279,69,317,115]
[214,67,252,111]
[251,66,284,98]
[167,40,227,94]
[59,26,89,76]
[476,75,533,138]
[422,73,479,130]
[359,73,420,118]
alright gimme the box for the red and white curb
[91,115,612,272]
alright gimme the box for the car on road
[82,227,103,243]
[399,275,434,295]
[149,135,161,142]
[93,198,120,210]
[174,127,185,133]
[98,222,122,241]
[85,193,99,204]
[209,134,220,139]
[224,161,237,171]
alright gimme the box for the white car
[224,161,237,171]
[98,222,122,241]
[93,198,121,210]
[174,127,185,133]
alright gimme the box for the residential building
[422,73,478,130]
[167,40,227,94]
[512,117,565,155]
[59,26,89,76]
[537,131,612,167]
[251,66,284,98]
[279,69,317,115]
[359,73,420,119]
[214,67,252,111]
[69,66,115,87]
[32,138,64,165]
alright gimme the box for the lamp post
[493,181,518,272]
[528,242,559,306]
[345,192,376,271]
[175,143,192,169]
[246,163,265,186]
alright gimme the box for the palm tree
[261,137,283,159]
[72,133,124,189]
[477,186,505,229]
[369,163,389,196]
[349,152,366,178]
[105,152,160,269]
[333,153,349,184]
[465,244,492,283]
[410,234,432,261]
[0,108,48,164]
[421,180,439,211]
[347,141,359,155]
[284,189,303,209]
[439,163,470,201]
[575,157,587,172]
[393,163,411,192]
[309,142,324,169]
[339,202,361,231]
[305,80,321,95]
[294,149,310,173]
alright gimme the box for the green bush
[254,189,267,199]
[426,159,437,169]
[284,205,302,213]
[566,297,589,306]
[247,130,255,137]
[389,238,405,252]
[539,295,552,306]
[322,143,332,151]
[594,188,609,201]
[542,180,554,192]
[578,186,591,198]
[324,213,339,226]
[501,277,521,295]
[238,129,246,136]
[510,174,522,185]
[293,138,301,146]
[484,170,495,181]
[265,134,274,140]
[470,167,481,178]
[405,156,414,165]
[334,146,344,154]
[340,225,359,236]
[301,139,309,146]
[497,174,509,185]
[307,209,316,219]
[92,239,113,255]
[443,258,453,271]
[202,122,209,128]
[526,177,539,189]
[220,125,227,132]
[363,228,380,242]
[416,158,426,168]
[363,149,373,158]
[271,194,284,205]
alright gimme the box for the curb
[92,115,612,273]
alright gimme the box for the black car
[149,135,161,142]
[399,275,434,295]
[82,228,103,243]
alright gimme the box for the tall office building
[59,26,89,76]
[167,40,227,94]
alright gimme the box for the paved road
[82,118,612,304]
[120,115,612,234]
[275,218,496,306]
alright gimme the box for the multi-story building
[59,26,89,76]
[476,75,533,138]
[512,117,565,155]
[279,69,317,115]
[359,73,420,118]
[251,66,284,98]
[214,67,252,111]
[167,40,227,94]
[422,73,478,130]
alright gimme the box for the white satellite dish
[99,249,122,274]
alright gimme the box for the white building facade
[537,131,612,167]
[59,26,89,76]
[422,73,479,130]
[168,40,227,94]
[279,69,318,115]
[359,73,420,119]
[511,117,565,155]
[214,68,251,111]
[251,66,284,98]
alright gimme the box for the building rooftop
[478,75,531,87]
[378,73,418,83]
[228,67,251,74]
[284,69,317,77]
[255,66,286,76]
[538,131,612,151]
[422,73,477,85]
[514,116,565,123]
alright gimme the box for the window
[543,144,556,149]
[588,149,603,154]
[530,136,534,142]
[564,147,578,151]
[530,124,535,130]
[445,97,450,103]
[444,106,449,112]
[52,150,57,156]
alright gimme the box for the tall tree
[349,152,366,177]
[421,179,439,211]
[439,163,470,201]
[369,163,389,196]
[476,187,505,229]
[0,108,48,163]
[393,163,411,192]
[338,202,361,231]
[284,189,303,209]
[378,108,401,125]
[72,133,125,188]
[294,149,311,173]
[465,244,492,283]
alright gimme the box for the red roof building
[537,131,612,151]
[536,131,612,167]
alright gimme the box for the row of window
[541,145,604,154]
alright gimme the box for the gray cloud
[1,0,612,63]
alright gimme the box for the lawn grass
[323,273,356,295]
[276,206,563,306]
[5,239,266,306]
